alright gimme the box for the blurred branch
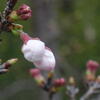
[80,82,100,100]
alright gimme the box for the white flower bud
[34,48,56,71]
[22,39,45,62]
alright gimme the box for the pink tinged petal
[20,33,32,44]
[17,4,32,15]
[29,68,40,77]
[60,78,66,85]
[45,46,51,51]
[53,78,66,87]
[33,48,56,71]
[20,13,32,20]
[32,37,40,40]
[29,68,45,85]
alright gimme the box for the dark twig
[0,0,18,32]
[2,0,18,18]
[80,82,100,100]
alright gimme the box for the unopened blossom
[17,4,32,20]
[86,60,99,72]
[68,77,75,85]
[34,48,56,71]
[53,78,66,87]
[9,4,32,21]
[20,32,56,71]
[29,68,45,86]
[29,68,41,77]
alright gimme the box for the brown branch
[0,0,18,33]
[3,0,18,18]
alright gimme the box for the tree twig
[0,0,18,32]
[3,0,18,18]
[80,83,100,100]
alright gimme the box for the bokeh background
[0,0,100,100]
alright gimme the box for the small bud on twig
[86,60,99,72]
[8,4,32,21]
[29,68,46,87]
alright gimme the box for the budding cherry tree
[0,0,100,100]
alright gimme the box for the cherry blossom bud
[17,4,32,20]
[22,39,45,62]
[86,60,99,72]
[29,68,45,86]
[34,48,56,71]
[53,78,66,87]
[30,68,40,77]
[53,79,61,87]
[2,58,18,69]
[6,58,18,65]
[20,13,32,20]
[60,78,66,85]
[68,77,75,85]
[8,4,32,21]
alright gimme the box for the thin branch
[0,0,18,32]
[80,83,100,100]
[3,0,18,18]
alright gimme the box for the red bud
[53,78,66,87]
[29,68,40,77]
[17,4,32,20]
[86,60,99,72]
[60,78,66,85]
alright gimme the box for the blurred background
[0,0,100,100]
